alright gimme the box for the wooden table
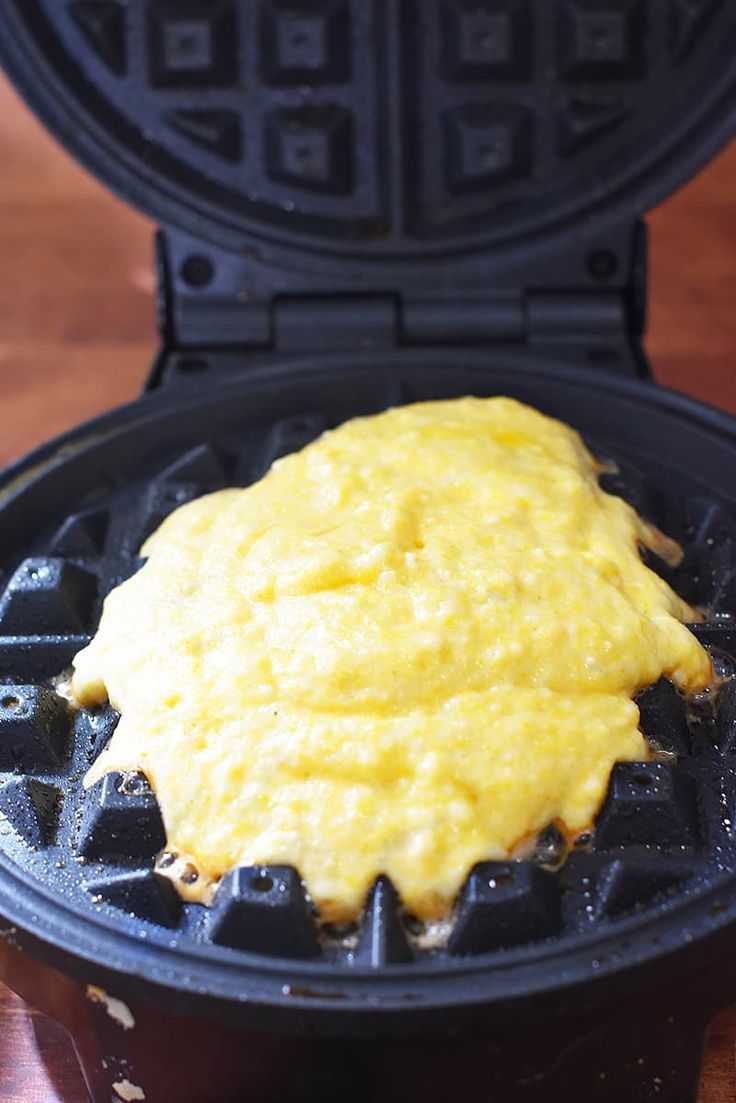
[0,73,735,1102]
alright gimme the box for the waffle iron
[0,3,735,1101]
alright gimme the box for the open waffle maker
[1,3,736,1101]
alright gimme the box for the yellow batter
[71,397,712,922]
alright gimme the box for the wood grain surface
[0,72,735,1103]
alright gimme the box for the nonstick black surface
[1,351,736,1032]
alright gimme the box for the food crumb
[113,1079,145,1101]
[0,926,20,950]
[86,985,135,1031]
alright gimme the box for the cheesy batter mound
[72,397,712,922]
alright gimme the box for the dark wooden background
[0,73,735,1102]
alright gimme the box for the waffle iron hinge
[150,222,651,388]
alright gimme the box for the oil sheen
[71,397,712,922]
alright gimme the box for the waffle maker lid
[1,0,735,311]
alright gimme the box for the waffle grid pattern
[1,421,735,966]
[10,0,734,251]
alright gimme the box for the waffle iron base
[2,349,736,1101]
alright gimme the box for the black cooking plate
[1,3,736,1102]
[2,351,736,1023]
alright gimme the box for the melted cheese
[72,397,712,922]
